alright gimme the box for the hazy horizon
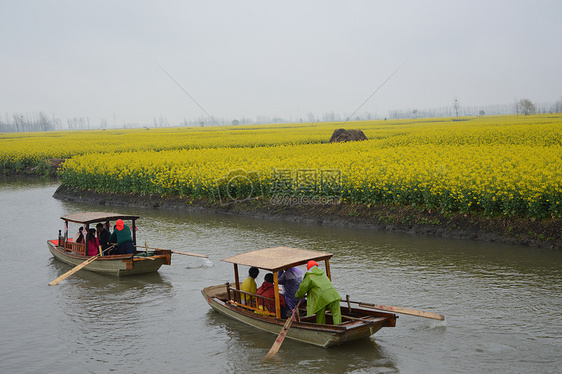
[2,1,561,127]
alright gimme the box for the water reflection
[204,311,399,373]
[0,175,58,190]
[49,260,176,370]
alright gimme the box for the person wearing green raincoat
[295,260,342,325]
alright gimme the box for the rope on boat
[149,257,212,312]
[174,257,212,292]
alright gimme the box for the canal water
[0,176,560,373]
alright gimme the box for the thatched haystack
[329,129,368,143]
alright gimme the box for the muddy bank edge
[53,184,561,250]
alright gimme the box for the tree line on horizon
[2,97,561,133]
[390,98,561,119]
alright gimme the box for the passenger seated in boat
[108,219,134,254]
[278,266,303,311]
[96,223,112,255]
[295,260,342,325]
[86,228,100,256]
[73,227,85,244]
[241,267,259,305]
[257,273,286,315]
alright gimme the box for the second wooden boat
[202,246,397,348]
[48,212,171,277]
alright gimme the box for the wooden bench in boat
[64,240,86,255]
[48,238,86,255]
[226,283,279,317]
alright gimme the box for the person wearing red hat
[108,219,134,254]
[295,260,342,325]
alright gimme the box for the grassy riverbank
[54,184,562,250]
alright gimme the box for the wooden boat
[202,246,397,348]
[47,212,171,276]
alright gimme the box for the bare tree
[67,117,88,130]
[554,97,562,113]
[453,98,460,117]
[519,99,536,115]
[514,101,520,115]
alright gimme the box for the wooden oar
[353,300,444,321]
[171,250,208,258]
[264,299,303,360]
[49,254,100,286]
[134,245,208,258]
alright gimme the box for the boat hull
[202,284,394,348]
[47,240,168,276]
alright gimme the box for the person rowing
[108,219,134,254]
[295,260,342,325]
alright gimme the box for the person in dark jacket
[96,223,112,255]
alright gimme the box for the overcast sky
[2,1,561,126]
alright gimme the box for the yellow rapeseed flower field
[2,115,561,218]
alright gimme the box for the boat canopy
[60,212,140,224]
[222,246,333,272]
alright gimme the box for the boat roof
[60,212,140,224]
[222,246,333,272]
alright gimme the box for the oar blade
[265,316,294,359]
[264,299,303,360]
